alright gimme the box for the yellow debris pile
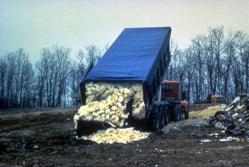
[190,105,225,119]
[76,82,146,127]
[80,128,150,144]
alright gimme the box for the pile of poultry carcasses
[75,82,146,127]
[207,93,249,136]
[81,127,150,144]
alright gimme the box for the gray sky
[1,0,249,63]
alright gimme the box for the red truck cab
[161,81,189,117]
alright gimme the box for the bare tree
[6,53,17,108]
[235,31,249,92]
[69,49,87,106]
[166,39,183,81]
[190,35,206,100]
[55,46,71,107]
[204,26,224,95]
[223,31,237,99]
[35,59,45,107]
[182,48,195,101]
[203,35,216,95]
[36,46,71,107]
[85,44,102,65]
[0,49,34,108]
[0,57,7,108]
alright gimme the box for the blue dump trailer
[75,27,189,137]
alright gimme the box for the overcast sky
[1,0,249,63]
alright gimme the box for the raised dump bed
[74,27,172,137]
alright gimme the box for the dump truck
[74,27,189,137]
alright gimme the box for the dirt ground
[1,105,249,167]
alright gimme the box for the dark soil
[0,106,249,166]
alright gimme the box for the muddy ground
[0,105,249,166]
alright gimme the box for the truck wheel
[173,105,179,122]
[155,115,160,131]
[179,107,183,120]
[177,105,181,121]
[160,108,165,129]
[164,106,169,125]
[149,114,160,132]
[168,106,172,122]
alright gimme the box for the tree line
[0,45,105,109]
[1,26,249,109]
[166,26,249,102]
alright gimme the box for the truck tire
[149,113,160,132]
[160,109,165,129]
[173,105,180,122]
[168,106,172,122]
[179,107,183,120]
[177,105,181,121]
[164,106,169,125]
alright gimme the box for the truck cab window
[162,85,172,92]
